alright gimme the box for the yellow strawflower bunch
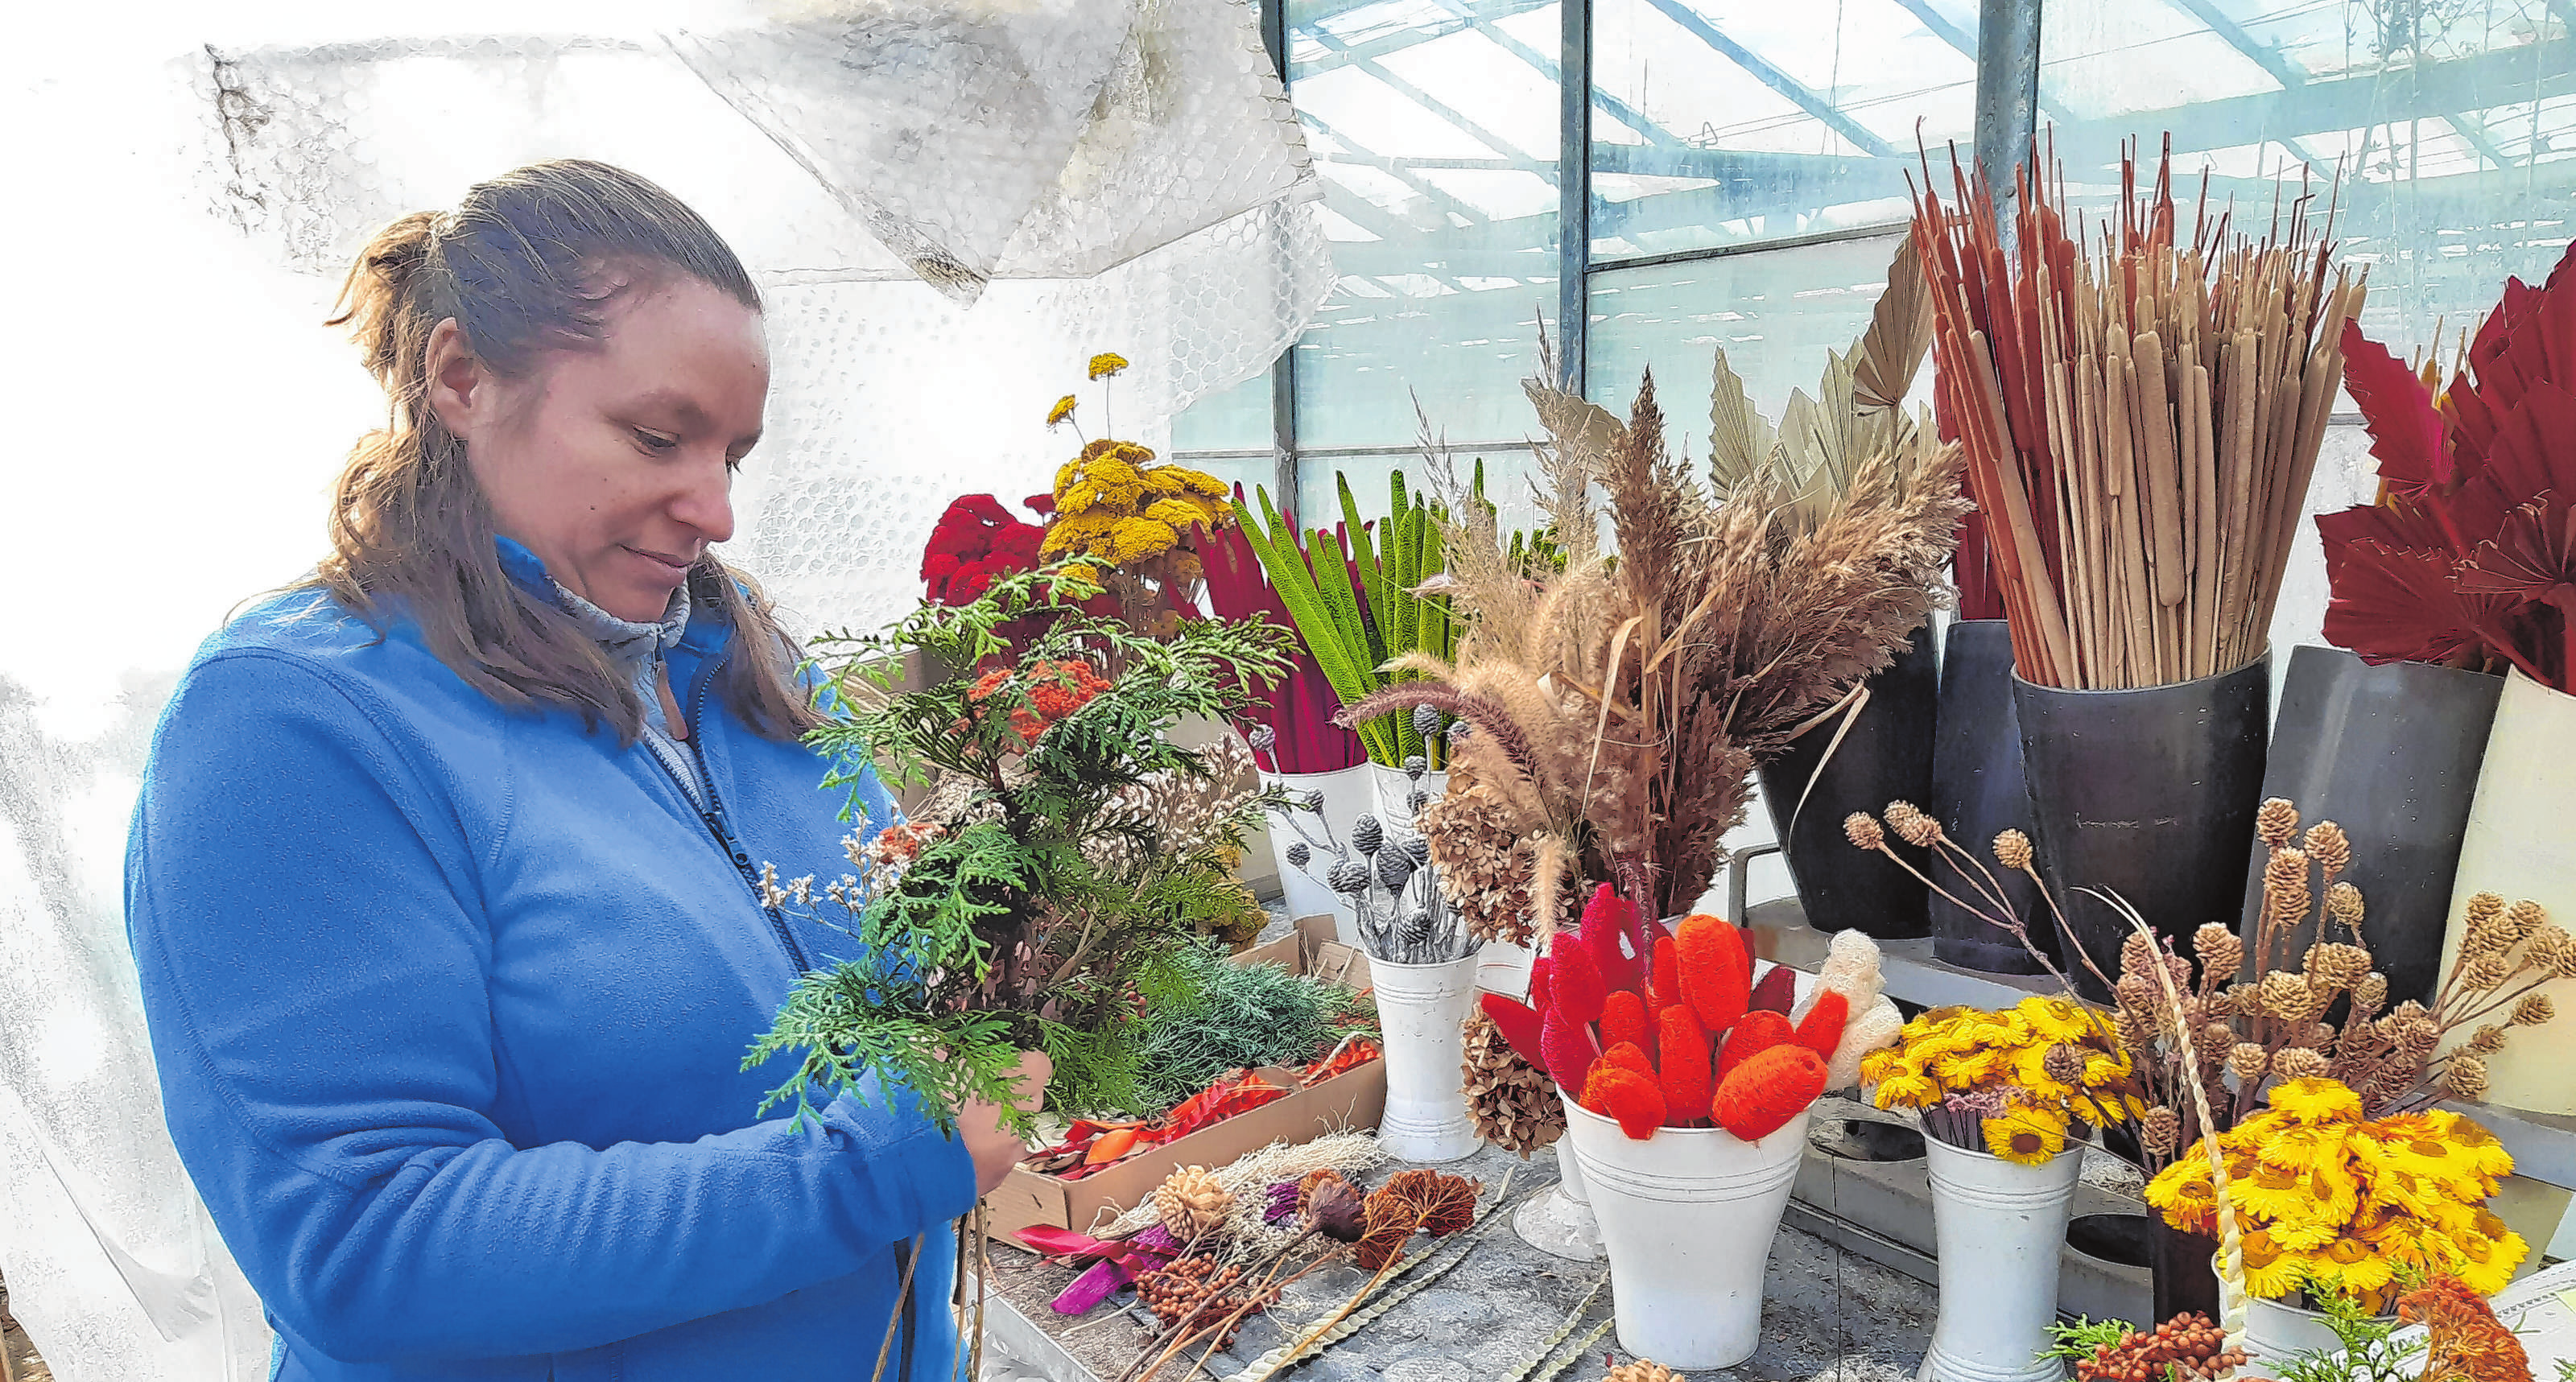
[1860,995,2145,1164]
[2145,1077,2526,1310]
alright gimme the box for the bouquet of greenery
[747,563,1294,1130]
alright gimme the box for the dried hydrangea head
[2141,1106,2182,1155]
[2256,797,2300,848]
[1885,799,1941,848]
[2326,881,2366,932]
[1993,829,2033,872]
[2227,1042,2270,1081]
[1844,812,1886,852]
[2302,820,2351,879]
[2446,1052,2491,1101]
[2192,924,2245,978]
[2515,993,2557,1029]
[2353,972,2388,1017]
[2273,1046,2330,1081]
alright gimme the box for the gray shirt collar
[551,582,691,668]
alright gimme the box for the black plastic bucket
[1761,624,1938,939]
[2013,656,2272,1001]
[1927,619,2049,973]
[2150,1219,2222,1325]
[2240,646,2501,1005]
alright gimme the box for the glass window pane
[2041,0,2576,362]
[1590,0,1978,261]
[1286,0,1563,449]
[1294,448,1554,538]
[1587,231,1913,419]
[1170,368,1275,455]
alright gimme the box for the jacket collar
[493,535,692,666]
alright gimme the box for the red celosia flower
[1650,937,1681,1009]
[1530,956,1553,1015]
[1600,990,1652,1064]
[919,493,1048,606]
[1582,1063,1668,1140]
[1714,1010,1794,1084]
[1794,991,1849,1059]
[1480,995,1546,1070]
[1546,932,1608,1025]
[1596,1041,1655,1082]
[1657,1005,1711,1128]
[1745,964,1798,1015]
[1538,1007,1599,1096]
[1676,914,1748,1035]
[1711,1044,1827,1141]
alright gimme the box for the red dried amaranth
[1711,1044,1827,1141]
[1480,994,1546,1068]
[1546,932,1608,1025]
[1650,936,1682,1009]
[1539,1006,1600,1095]
[1675,914,1748,1034]
[1582,1063,1669,1140]
[1713,1010,1794,1084]
[1794,991,1849,1059]
[1744,964,1798,1015]
[1579,883,1646,994]
[1657,1005,1712,1128]
[1597,1040,1656,1082]
[1600,990,1653,1065]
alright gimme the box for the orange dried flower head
[1676,914,1750,1034]
[1601,990,1653,1060]
[1582,1063,1669,1139]
[2399,1275,2529,1382]
[1710,1043,1827,1141]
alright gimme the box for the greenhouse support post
[1972,0,2041,233]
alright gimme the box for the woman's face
[428,274,770,623]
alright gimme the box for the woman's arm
[124,651,977,1363]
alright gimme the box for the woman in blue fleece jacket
[123,160,1041,1381]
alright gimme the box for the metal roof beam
[1637,0,1899,156]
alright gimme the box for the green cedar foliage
[745,564,1293,1132]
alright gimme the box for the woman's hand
[958,1050,1052,1198]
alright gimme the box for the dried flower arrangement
[1268,726,1474,963]
[748,563,1293,1130]
[1912,136,2361,689]
[1861,995,2147,1163]
[2319,238,2576,691]
[2145,1077,2527,1310]
[1477,885,1900,1141]
[1335,336,1967,938]
[1844,795,2570,1173]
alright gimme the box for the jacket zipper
[676,651,815,975]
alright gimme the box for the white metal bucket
[1920,1137,2083,1382]
[1263,764,1373,943]
[1370,951,1483,1162]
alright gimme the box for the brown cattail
[2446,1052,2491,1101]
[2512,993,2555,1027]
[1885,800,1942,848]
[2256,798,2300,849]
[2274,1047,2330,1081]
[2325,881,2365,932]
[2194,924,2245,978]
[2305,943,2372,992]
[1843,812,1886,852]
[2263,848,2313,929]
[2353,972,2388,1017]
[1994,829,2033,872]
[2461,892,2508,956]
[2302,821,2351,879]
[2227,1042,2270,1081]
[2141,1106,2182,1154]
[2467,1025,2509,1056]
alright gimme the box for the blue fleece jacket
[125,546,978,1381]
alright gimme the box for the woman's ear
[422,317,490,442]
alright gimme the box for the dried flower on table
[1305,1178,1367,1244]
[1604,1363,1680,1382]
[1154,1167,1235,1242]
[1354,1170,1482,1271]
[2070,1312,2248,1382]
[1134,1256,1277,1349]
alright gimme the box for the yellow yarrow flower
[1046,394,1079,427]
[1088,352,1130,380]
[1104,516,1179,563]
[1174,468,1230,499]
[1042,511,1120,556]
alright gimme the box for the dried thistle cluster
[1338,275,1967,922]
[1460,1009,1566,1156]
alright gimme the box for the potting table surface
[976,1143,1938,1382]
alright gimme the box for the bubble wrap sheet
[0,4,1327,1376]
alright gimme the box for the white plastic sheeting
[1,2,1327,1376]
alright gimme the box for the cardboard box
[981,915,1385,1241]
